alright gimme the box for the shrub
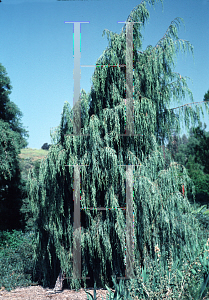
[0,230,36,291]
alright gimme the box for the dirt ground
[0,285,116,300]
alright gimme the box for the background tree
[166,122,209,206]
[204,89,209,102]
[0,63,29,231]
[41,143,51,150]
[0,64,28,149]
[20,158,42,231]
[186,123,209,205]
[28,0,209,291]
[192,122,209,174]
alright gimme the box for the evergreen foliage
[28,0,209,292]
[167,122,209,205]
[192,122,209,174]
[0,63,29,231]
[20,158,42,231]
[0,230,35,291]
[0,64,28,149]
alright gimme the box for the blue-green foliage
[27,0,209,296]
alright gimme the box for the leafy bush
[1,228,209,299]
[85,235,209,299]
[0,230,36,291]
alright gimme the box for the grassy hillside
[18,148,50,230]
[19,148,48,182]
[19,148,48,162]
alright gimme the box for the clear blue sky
[0,0,208,149]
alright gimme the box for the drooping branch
[168,100,209,111]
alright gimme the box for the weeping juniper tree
[28,0,209,291]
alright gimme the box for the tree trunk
[53,269,64,292]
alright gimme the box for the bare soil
[0,285,116,300]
